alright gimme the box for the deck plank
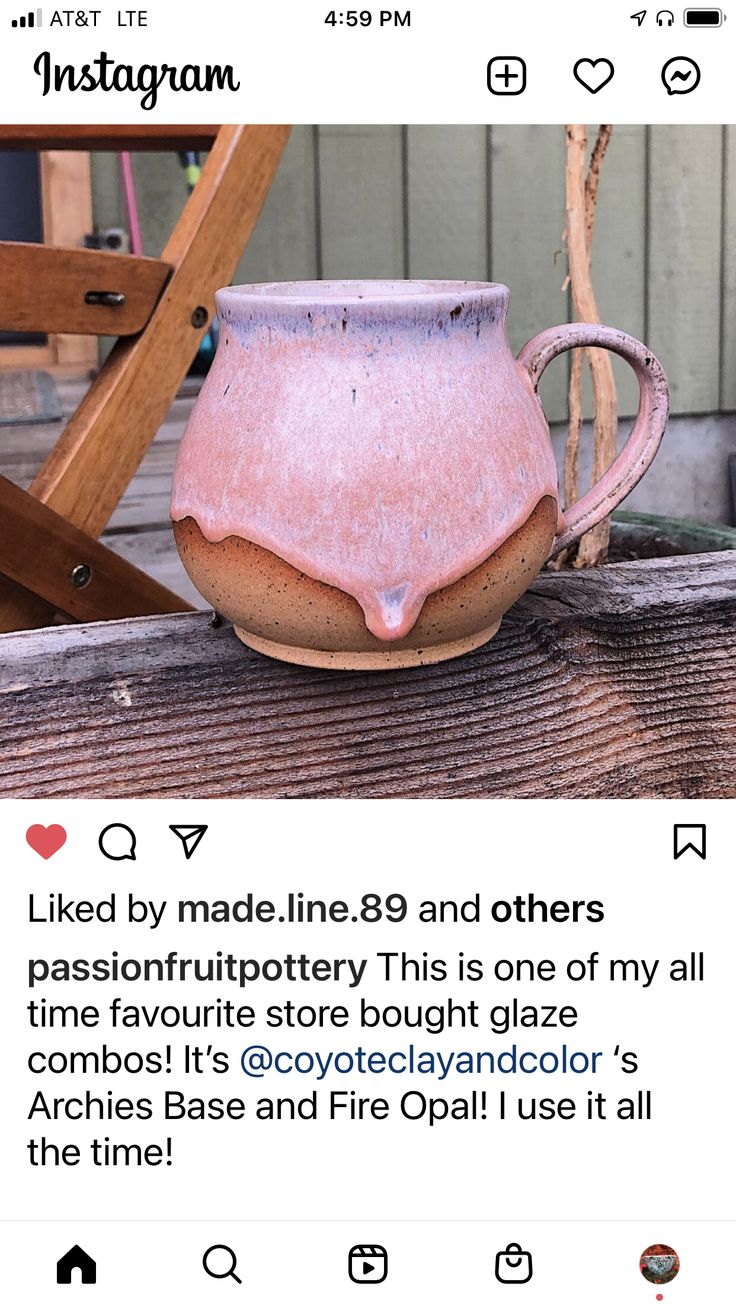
[1,552,734,800]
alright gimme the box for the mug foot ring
[232,622,502,670]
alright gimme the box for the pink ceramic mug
[171,281,669,670]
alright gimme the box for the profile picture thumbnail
[640,1244,680,1285]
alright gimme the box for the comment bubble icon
[98,823,136,861]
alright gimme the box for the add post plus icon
[169,824,208,859]
[348,1245,388,1284]
[487,57,527,96]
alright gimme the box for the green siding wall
[91,124,734,421]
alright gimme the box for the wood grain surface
[0,474,192,623]
[0,242,171,337]
[0,124,290,634]
[0,375,204,607]
[1,553,734,800]
[29,125,290,535]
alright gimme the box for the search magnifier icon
[203,1245,242,1284]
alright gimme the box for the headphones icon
[657,9,675,23]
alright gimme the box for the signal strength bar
[11,8,43,26]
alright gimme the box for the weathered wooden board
[0,126,220,151]
[1,553,734,799]
[0,242,171,336]
[406,126,488,281]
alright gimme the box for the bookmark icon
[673,824,706,860]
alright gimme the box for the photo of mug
[171,280,669,670]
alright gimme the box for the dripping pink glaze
[170,281,560,642]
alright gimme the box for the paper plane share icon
[169,824,208,860]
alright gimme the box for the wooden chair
[0,124,290,633]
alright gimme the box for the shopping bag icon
[495,1242,533,1284]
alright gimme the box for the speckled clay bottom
[232,620,502,670]
[173,497,557,670]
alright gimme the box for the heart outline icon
[574,58,615,95]
[26,824,67,859]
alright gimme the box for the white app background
[0,799,731,1304]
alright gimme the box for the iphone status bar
[0,1,731,122]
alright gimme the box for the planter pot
[171,280,669,669]
[610,510,736,561]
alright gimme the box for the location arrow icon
[631,9,647,24]
[169,824,208,860]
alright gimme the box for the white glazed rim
[218,279,510,310]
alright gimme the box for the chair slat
[0,123,290,633]
[0,474,193,625]
[0,125,219,150]
[0,242,172,336]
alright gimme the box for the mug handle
[516,324,669,555]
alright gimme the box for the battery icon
[684,7,724,23]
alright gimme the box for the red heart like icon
[26,824,67,859]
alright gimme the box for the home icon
[56,1245,96,1285]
